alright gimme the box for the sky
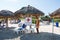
[0,0,60,15]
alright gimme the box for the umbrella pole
[6,18,8,27]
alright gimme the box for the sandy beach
[0,22,60,40]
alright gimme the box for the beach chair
[13,24,27,34]
[29,28,35,33]
[27,24,35,33]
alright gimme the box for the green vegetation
[19,18,24,20]
[54,19,60,22]
[32,17,36,24]
[41,16,50,21]
[32,19,36,24]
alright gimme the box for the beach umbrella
[15,5,44,33]
[0,10,14,27]
[49,8,60,38]
[15,5,44,17]
[49,8,60,18]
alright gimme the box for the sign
[25,17,32,26]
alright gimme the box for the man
[36,18,40,33]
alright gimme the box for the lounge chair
[13,24,27,34]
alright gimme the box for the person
[0,21,2,29]
[18,19,21,23]
[18,19,22,27]
[0,21,1,26]
[36,18,40,33]
[22,24,26,28]
[18,23,27,33]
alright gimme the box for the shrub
[32,19,36,24]
[54,19,60,22]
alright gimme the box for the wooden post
[36,16,39,33]
[5,18,8,27]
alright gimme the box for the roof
[50,8,60,16]
[0,10,14,17]
[15,5,44,16]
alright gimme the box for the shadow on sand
[0,27,22,40]
[0,28,60,40]
[20,32,60,40]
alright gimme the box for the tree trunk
[5,18,8,27]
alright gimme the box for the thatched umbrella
[15,5,44,17]
[50,8,60,19]
[0,10,14,27]
[15,5,44,33]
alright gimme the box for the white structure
[25,17,32,26]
